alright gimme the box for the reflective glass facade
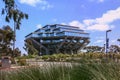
[26,24,89,39]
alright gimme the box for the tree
[13,47,21,57]
[109,45,120,53]
[23,39,38,55]
[1,0,28,29]
[1,0,28,57]
[0,25,14,56]
[84,46,103,53]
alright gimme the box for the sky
[0,0,120,54]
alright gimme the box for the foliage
[84,46,103,53]
[0,26,21,57]
[17,59,27,66]
[109,45,120,53]
[39,52,120,63]
[1,62,120,80]
[16,54,37,61]
[23,39,39,55]
[13,48,21,57]
[0,25,14,56]
[1,0,28,30]
[41,53,71,61]
[1,0,28,58]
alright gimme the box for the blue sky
[0,0,120,54]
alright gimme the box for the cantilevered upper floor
[25,24,89,39]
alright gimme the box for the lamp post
[106,30,112,53]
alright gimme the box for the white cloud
[83,19,95,26]
[94,40,104,44]
[68,20,85,29]
[96,36,104,39]
[110,40,117,45]
[68,20,113,31]
[86,24,115,31]
[19,0,53,10]
[86,24,109,31]
[96,7,120,24]
[68,7,120,31]
[36,24,42,28]
[40,4,53,10]
[111,40,116,43]
[19,0,40,6]
[61,23,67,25]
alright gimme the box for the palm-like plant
[2,0,28,29]
[1,0,28,57]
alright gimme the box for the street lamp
[106,30,112,53]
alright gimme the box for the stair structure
[25,24,90,55]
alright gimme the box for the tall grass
[1,62,120,80]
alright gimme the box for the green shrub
[18,59,26,66]
[17,54,36,60]
[42,55,50,61]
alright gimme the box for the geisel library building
[25,24,90,55]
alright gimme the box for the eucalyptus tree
[109,45,120,53]
[1,0,28,56]
[13,47,21,57]
[0,25,14,56]
[23,39,38,55]
[84,46,103,53]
